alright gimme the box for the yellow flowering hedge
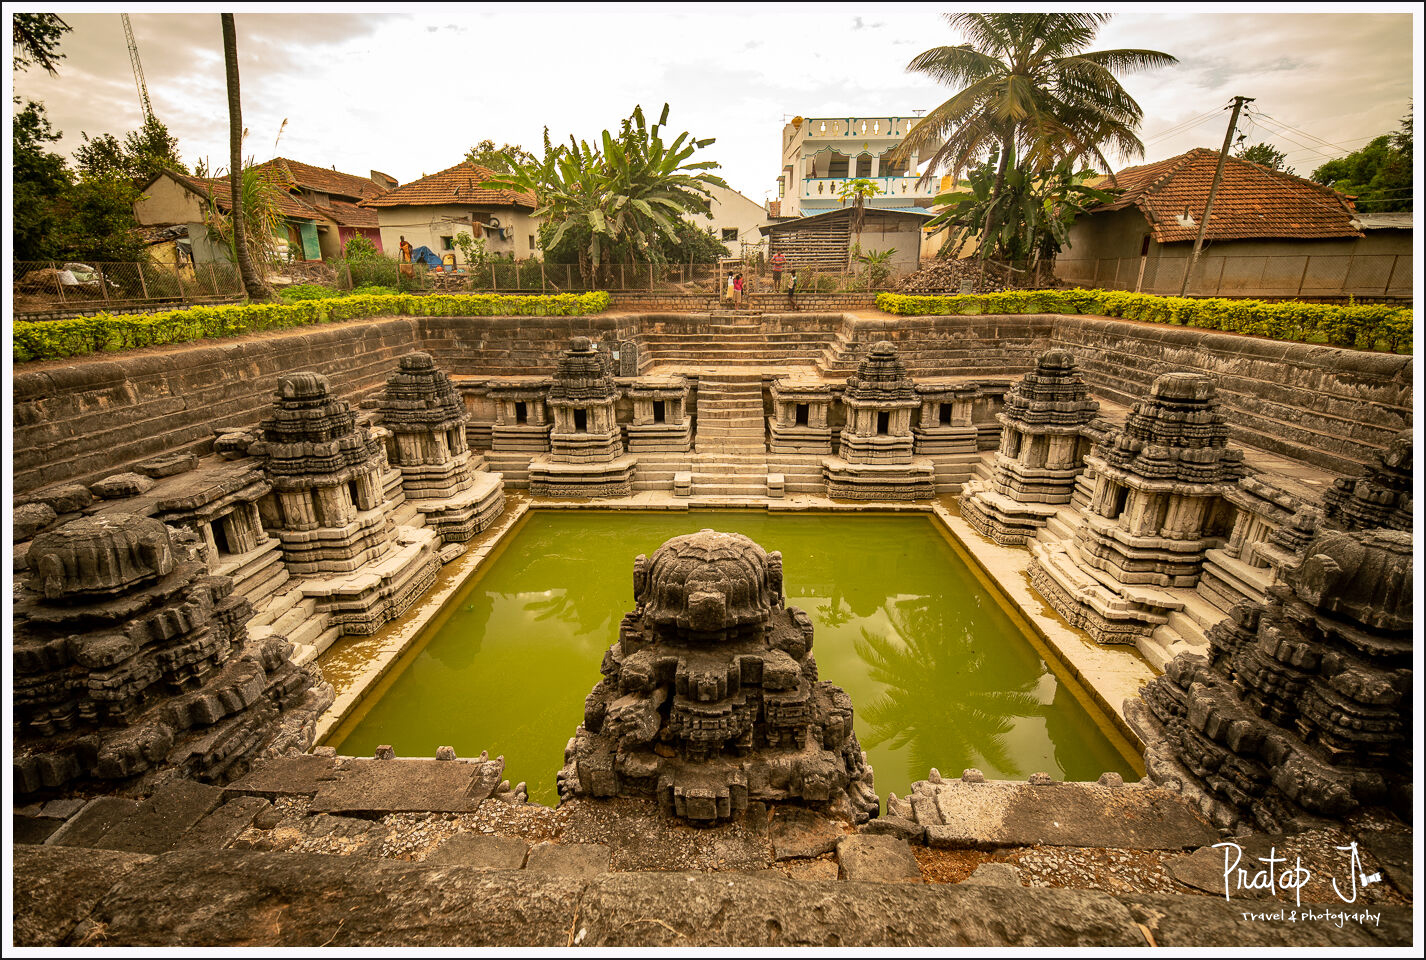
[875,290,1412,353]
[13,291,613,363]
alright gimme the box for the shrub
[277,284,344,302]
[13,291,613,363]
[875,290,1412,353]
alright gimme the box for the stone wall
[13,320,425,495]
[12,311,1411,494]
[610,292,880,312]
[1054,317,1413,475]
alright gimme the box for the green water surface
[328,511,1139,805]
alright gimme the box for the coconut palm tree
[220,13,272,301]
[892,13,1176,200]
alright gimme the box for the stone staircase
[694,373,767,456]
[247,583,340,667]
[633,315,837,370]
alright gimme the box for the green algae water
[327,511,1139,805]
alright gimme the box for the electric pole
[1180,95,1253,297]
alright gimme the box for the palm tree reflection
[854,598,1043,779]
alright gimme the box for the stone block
[177,796,272,850]
[15,502,58,541]
[46,796,141,848]
[90,473,156,499]
[836,835,922,883]
[95,780,227,855]
[963,862,1022,887]
[525,842,612,878]
[426,834,530,870]
[860,815,926,844]
[12,845,153,947]
[770,806,849,860]
[226,754,341,798]
[18,483,94,515]
[14,813,65,845]
[309,757,503,815]
[136,453,199,479]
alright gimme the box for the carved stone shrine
[768,376,835,455]
[624,375,692,453]
[822,342,934,500]
[961,351,1099,545]
[378,352,505,544]
[558,530,879,823]
[528,337,637,497]
[13,514,331,795]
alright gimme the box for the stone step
[1165,609,1208,648]
[1177,591,1231,631]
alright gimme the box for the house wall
[134,176,207,226]
[1061,210,1412,297]
[375,205,543,264]
[693,184,770,257]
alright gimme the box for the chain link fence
[14,261,245,316]
[1054,253,1410,300]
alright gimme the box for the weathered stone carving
[13,515,332,795]
[823,342,935,500]
[961,351,1099,545]
[1198,475,1306,611]
[529,337,637,497]
[1030,373,1244,644]
[559,530,879,823]
[1127,526,1412,832]
[1321,430,1412,533]
[769,377,835,455]
[378,352,505,544]
[624,375,692,452]
[488,380,553,453]
[257,372,439,635]
[912,380,978,456]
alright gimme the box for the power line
[1141,108,1229,146]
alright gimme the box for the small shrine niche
[769,377,835,455]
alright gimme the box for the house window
[441,236,455,250]
[721,228,738,242]
[855,153,873,177]
[827,154,850,178]
[529,234,536,250]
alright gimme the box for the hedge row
[876,290,1412,353]
[13,291,614,363]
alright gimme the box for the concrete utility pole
[1180,95,1253,297]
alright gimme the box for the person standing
[770,251,786,291]
[733,272,744,307]
[726,271,736,304]
[398,236,413,263]
[786,270,798,308]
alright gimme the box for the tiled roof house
[358,162,542,263]
[1061,148,1408,298]
[254,158,394,257]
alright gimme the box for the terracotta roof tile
[1096,147,1362,243]
[176,173,336,225]
[256,157,389,202]
[309,199,379,229]
[360,161,536,210]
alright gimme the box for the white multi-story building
[775,116,939,217]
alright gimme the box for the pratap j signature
[1215,840,1383,907]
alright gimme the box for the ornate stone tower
[259,372,398,573]
[13,515,331,795]
[559,530,879,823]
[257,372,439,635]
[1030,372,1244,644]
[1128,526,1412,832]
[529,337,637,497]
[378,352,505,544]
[823,342,935,500]
[961,350,1099,545]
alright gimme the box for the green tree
[488,104,728,281]
[926,147,1114,270]
[838,177,883,264]
[12,12,70,74]
[221,13,273,300]
[891,13,1176,201]
[464,139,536,174]
[1235,141,1295,175]
[1311,112,1413,212]
[76,116,189,184]
[13,99,72,260]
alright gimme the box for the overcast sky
[8,4,1421,202]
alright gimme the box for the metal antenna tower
[122,14,154,121]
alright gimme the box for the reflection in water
[327,512,1138,804]
[854,597,1042,780]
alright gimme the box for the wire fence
[14,260,245,315]
[1054,253,1411,300]
[329,259,921,295]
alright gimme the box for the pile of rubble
[895,257,1069,295]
